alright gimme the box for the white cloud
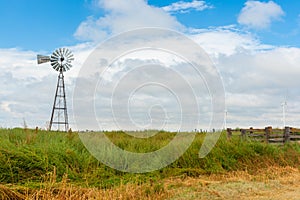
[2,40,300,131]
[1,101,13,113]
[238,1,285,29]
[189,26,271,57]
[74,0,183,42]
[217,46,300,128]
[162,0,213,13]
[72,30,223,131]
[0,48,56,128]
[73,24,300,130]
[2,0,300,130]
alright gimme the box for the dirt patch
[166,166,300,200]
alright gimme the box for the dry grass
[165,166,300,200]
[1,166,299,200]
[0,184,25,200]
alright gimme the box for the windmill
[37,48,74,131]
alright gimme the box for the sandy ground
[165,166,300,200]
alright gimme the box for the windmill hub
[37,48,74,131]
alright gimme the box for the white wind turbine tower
[281,101,287,128]
[224,109,228,130]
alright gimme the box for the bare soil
[166,166,300,200]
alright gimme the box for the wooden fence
[226,126,300,143]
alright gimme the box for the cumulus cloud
[238,1,285,29]
[189,26,271,57]
[74,0,183,42]
[0,54,57,128]
[162,0,213,13]
[2,0,300,130]
[72,30,223,131]
[3,37,300,130]
[73,25,300,130]
[217,47,300,128]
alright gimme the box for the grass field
[0,128,299,199]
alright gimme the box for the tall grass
[0,128,299,190]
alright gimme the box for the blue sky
[1,0,300,130]
[1,0,299,51]
[0,0,91,51]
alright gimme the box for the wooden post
[227,128,232,140]
[284,126,290,143]
[241,129,246,140]
[249,127,253,135]
[265,126,272,143]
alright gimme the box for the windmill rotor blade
[68,53,74,59]
[65,63,71,70]
[68,56,74,61]
[50,58,59,64]
[64,63,70,69]
[65,48,70,55]
[59,48,63,57]
[50,59,58,63]
[53,65,59,71]
[51,54,59,60]
[53,51,60,58]
[52,62,60,70]
[55,49,61,57]
[52,61,60,68]
[50,59,58,64]
[52,59,59,65]
[61,49,65,58]
[54,49,60,56]
[65,49,72,57]
[55,65,61,72]
[67,57,74,63]
[62,48,65,55]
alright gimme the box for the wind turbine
[281,101,287,128]
[224,109,228,130]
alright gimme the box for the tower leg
[49,70,69,132]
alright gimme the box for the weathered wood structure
[226,127,300,143]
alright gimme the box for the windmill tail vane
[37,55,50,64]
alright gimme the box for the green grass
[0,128,299,189]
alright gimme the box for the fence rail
[226,126,300,143]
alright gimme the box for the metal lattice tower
[49,69,69,131]
[37,48,74,132]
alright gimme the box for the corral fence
[226,127,300,144]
